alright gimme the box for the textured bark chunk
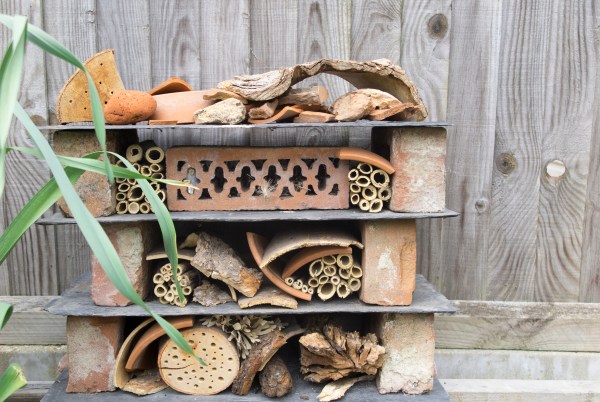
[248,99,279,119]
[293,111,335,123]
[238,286,298,309]
[278,86,328,105]
[259,355,293,397]
[192,280,234,306]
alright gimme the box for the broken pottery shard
[317,375,374,402]
[367,103,416,121]
[191,232,262,297]
[293,111,335,123]
[122,369,167,396]
[194,98,246,125]
[104,90,157,125]
[217,59,427,121]
[247,105,304,124]
[192,280,233,307]
[259,355,293,398]
[237,286,298,310]
[150,90,215,124]
[248,99,279,119]
[332,92,374,122]
[203,88,249,104]
[148,77,192,96]
[278,86,328,105]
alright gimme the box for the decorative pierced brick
[166,147,349,211]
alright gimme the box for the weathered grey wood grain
[579,3,600,302]
[488,0,594,301]
[0,0,59,295]
[0,296,64,345]
[418,0,501,300]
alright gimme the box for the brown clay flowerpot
[148,77,193,96]
[150,90,215,124]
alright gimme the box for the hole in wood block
[264,165,282,188]
[290,165,307,192]
[224,160,239,172]
[228,187,240,198]
[199,188,212,200]
[316,164,330,191]
[237,166,255,191]
[280,186,293,198]
[278,159,290,170]
[546,160,566,178]
[199,160,212,172]
[302,158,316,169]
[251,159,266,170]
[210,167,227,193]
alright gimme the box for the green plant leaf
[0,303,13,330]
[0,364,26,402]
[0,15,27,197]
[0,14,112,183]
[13,103,203,364]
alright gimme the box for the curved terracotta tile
[150,91,215,124]
[125,316,194,372]
[114,318,154,388]
[148,77,193,96]
[248,106,304,124]
[337,147,395,174]
[145,247,195,261]
[281,245,352,280]
[246,232,311,301]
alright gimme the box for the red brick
[91,222,156,306]
[66,316,124,393]
[373,313,435,395]
[359,220,416,306]
[53,130,137,217]
[383,127,446,212]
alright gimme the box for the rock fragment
[104,90,157,125]
[194,98,246,125]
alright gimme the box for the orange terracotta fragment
[149,120,178,125]
[293,111,335,123]
[336,147,395,174]
[145,247,195,261]
[150,90,215,124]
[148,77,192,96]
[248,106,305,124]
[114,318,155,388]
[281,245,353,280]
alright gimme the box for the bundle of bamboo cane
[348,162,391,213]
[152,262,198,306]
[298,253,362,301]
[115,140,166,214]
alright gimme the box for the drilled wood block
[166,147,349,211]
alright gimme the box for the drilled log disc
[158,327,240,395]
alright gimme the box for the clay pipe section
[145,247,195,261]
[114,318,155,388]
[125,316,194,372]
[247,232,311,301]
[336,148,395,175]
[281,245,353,280]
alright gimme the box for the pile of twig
[286,253,362,301]
[152,262,198,307]
[115,141,166,214]
[348,162,391,213]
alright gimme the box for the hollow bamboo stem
[362,185,377,201]
[158,296,169,305]
[369,199,383,213]
[139,202,151,214]
[117,182,131,193]
[126,144,143,163]
[350,183,362,194]
[151,172,164,180]
[293,279,303,290]
[339,269,351,280]
[116,201,128,214]
[348,278,361,292]
[321,255,337,265]
[330,275,341,286]
[145,146,165,164]
[378,187,391,201]
[301,285,309,293]
[156,189,166,202]
[350,193,360,205]
[127,202,140,214]
[350,265,363,279]
[309,259,324,277]
[140,165,152,176]
[154,284,167,298]
[323,265,337,277]
[127,185,144,202]
[357,162,373,175]
[115,192,127,201]
[348,168,359,181]
[182,286,192,296]
[336,280,351,299]
[356,175,371,187]
[308,277,320,288]
[152,273,164,284]
[284,277,295,286]
[336,254,353,269]
[307,288,314,295]
[150,163,164,173]
[318,275,329,285]
[358,199,370,211]
[370,169,390,188]
[317,282,336,301]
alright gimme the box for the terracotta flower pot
[150,90,215,124]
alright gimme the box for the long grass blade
[13,103,203,364]
[0,364,26,402]
[0,15,27,197]
[0,303,13,330]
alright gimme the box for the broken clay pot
[149,90,215,124]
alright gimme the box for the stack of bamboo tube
[286,253,362,301]
[152,262,198,307]
[348,162,391,213]
[115,141,166,214]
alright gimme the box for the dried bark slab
[150,90,215,124]
[217,58,427,120]
[122,369,167,396]
[57,49,124,123]
[145,247,195,261]
[203,88,249,104]
[231,330,287,396]
[248,105,304,124]
[247,232,311,301]
[148,77,192,96]
[259,228,363,269]
[317,375,374,402]
[192,280,233,306]
[248,99,279,119]
[354,88,402,109]
[237,286,298,309]
[332,92,374,122]
[259,355,293,397]
[282,246,352,280]
[158,327,240,395]
[114,318,154,389]
[191,232,263,297]
[367,102,417,121]
[278,86,328,105]
[294,111,335,123]
[299,323,385,383]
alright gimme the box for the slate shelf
[38,120,451,131]
[46,274,456,317]
[42,369,450,402]
[37,209,459,225]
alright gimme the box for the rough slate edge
[42,369,450,402]
[45,274,457,317]
[37,121,451,131]
[36,209,460,225]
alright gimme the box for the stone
[373,313,435,395]
[192,280,233,306]
[359,220,416,306]
[104,90,157,125]
[293,111,335,123]
[332,92,374,122]
[194,98,246,125]
[66,316,124,393]
[383,127,447,212]
[53,130,137,217]
[259,355,293,397]
[91,222,157,306]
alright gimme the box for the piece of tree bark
[237,286,298,309]
[203,88,248,104]
[217,59,427,121]
[278,86,328,105]
[247,105,304,124]
[293,111,335,123]
[191,232,263,297]
[332,93,374,122]
[248,99,279,119]
[122,369,167,396]
[259,355,293,397]
[367,103,416,121]
[192,280,233,306]
[299,323,385,383]
[353,88,402,109]
[317,375,374,402]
